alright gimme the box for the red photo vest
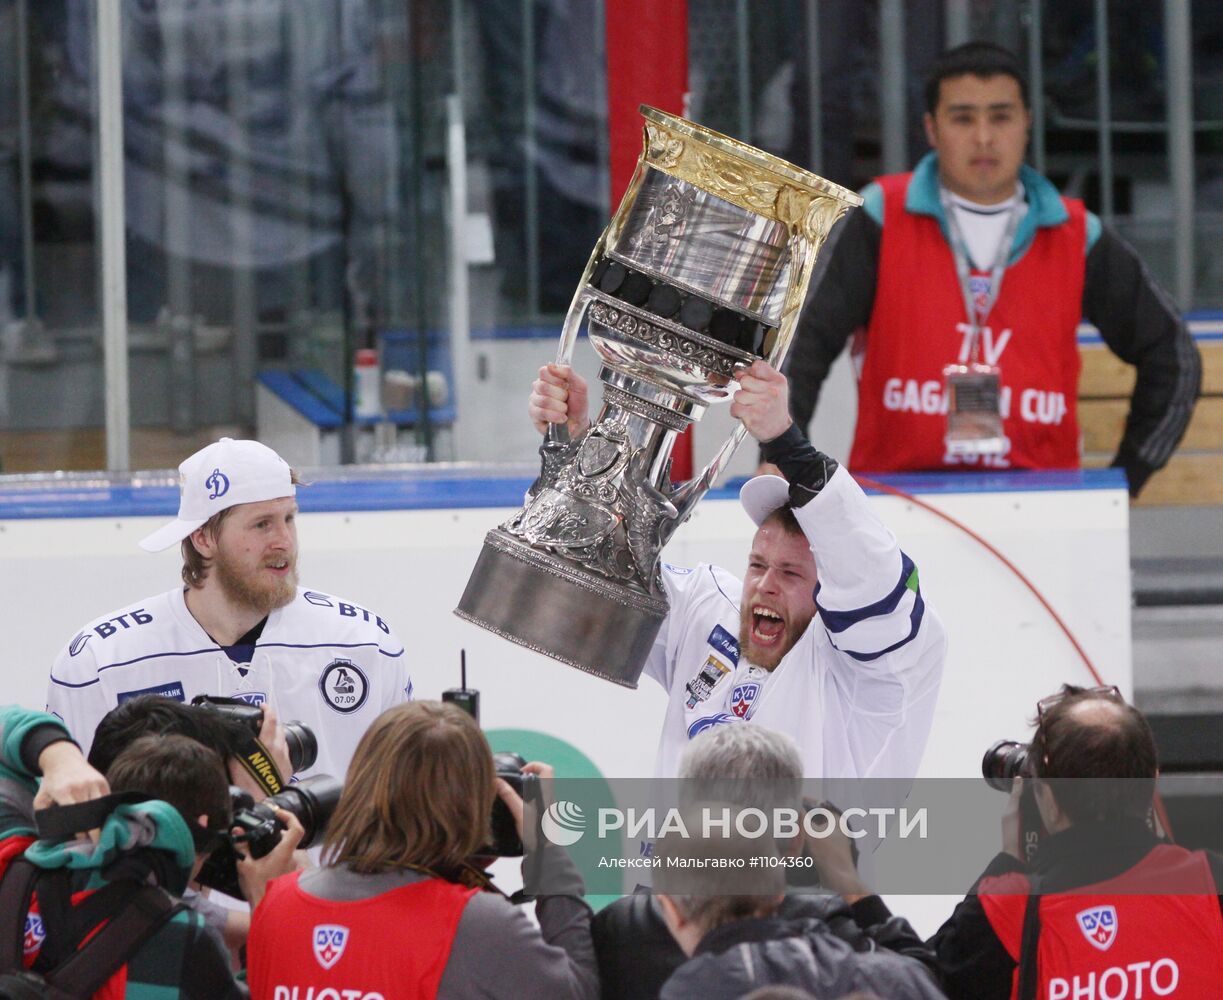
[850,172,1086,474]
[980,845,1223,1000]
[248,870,477,1000]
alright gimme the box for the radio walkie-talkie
[442,649,480,721]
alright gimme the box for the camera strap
[1015,873,1043,1000]
[33,791,149,842]
[232,735,288,797]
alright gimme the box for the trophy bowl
[455,106,861,687]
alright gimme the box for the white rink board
[0,478,1129,785]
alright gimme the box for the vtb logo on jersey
[23,914,45,957]
[1076,905,1118,951]
[312,924,349,970]
[731,683,760,719]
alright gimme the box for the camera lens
[265,774,343,850]
[981,739,1030,793]
[283,722,318,773]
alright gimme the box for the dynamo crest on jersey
[687,713,735,740]
[318,659,369,714]
[312,924,349,970]
[1076,905,1118,951]
[23,914,45,957]
[231,691,267,707]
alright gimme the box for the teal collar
[904,152,1068,263]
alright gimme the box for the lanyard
[940,188,1024,364]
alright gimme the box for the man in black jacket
[929,685,1223,999]
[592,723,939,1000]
[651,807,946,1000]
[786,42,1199,497]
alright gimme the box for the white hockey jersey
[47,586,411,782]
[645,466,945,780]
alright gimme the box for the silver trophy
[456,106,861,686]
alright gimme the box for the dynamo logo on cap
[206,468,230,500]
[541,801,587,846]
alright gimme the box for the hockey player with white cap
[529,360,946,780]
[47,438,411,782]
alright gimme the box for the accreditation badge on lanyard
[941,191,1023,457]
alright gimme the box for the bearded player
[47,438,411,780]
[529,360,946,779]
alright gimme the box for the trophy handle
[544,241,605,447]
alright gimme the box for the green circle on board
[487,727,624,911]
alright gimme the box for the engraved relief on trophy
[644,123,683,169]
[577,432,623,478]
[516,489,612,549]
[631,180,695,256]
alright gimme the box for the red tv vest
[850,172,1086,474]
[248,870,478,1000]
[980,845,1223,1000]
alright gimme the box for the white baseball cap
[739,474,791,527]
[138,438,296,552]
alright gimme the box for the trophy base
[455,528,667,688]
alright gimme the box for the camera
[196,774,343,899]
[981,739,1030,793]
[192,694,318,774]
[483,752,541,858]
[982,739,1047,864]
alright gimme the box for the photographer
[247,701,599,1000]
[0,704,298,996]
[89,695,297,805]
[88,694,308,951]
[594,724,938,1000]
[651,808,946,1000]
[929,685,1223,1000]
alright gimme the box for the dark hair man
[651,808,945,1000]
[88,694,255,776]
[593,724,939,1000]
[89,695,306,951]
[785,41,1199,496]
[530,361,944,781]
[0,704,299,997]
[46,437,412,783]
[929,685,1223,999]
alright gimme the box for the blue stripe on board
[0,467,1126,521]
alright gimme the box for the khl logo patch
[23,914,45,957]
[731,682,760,719]
[1075,905,1118,951]
[312,924,349,970]
[318,659,369,714]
